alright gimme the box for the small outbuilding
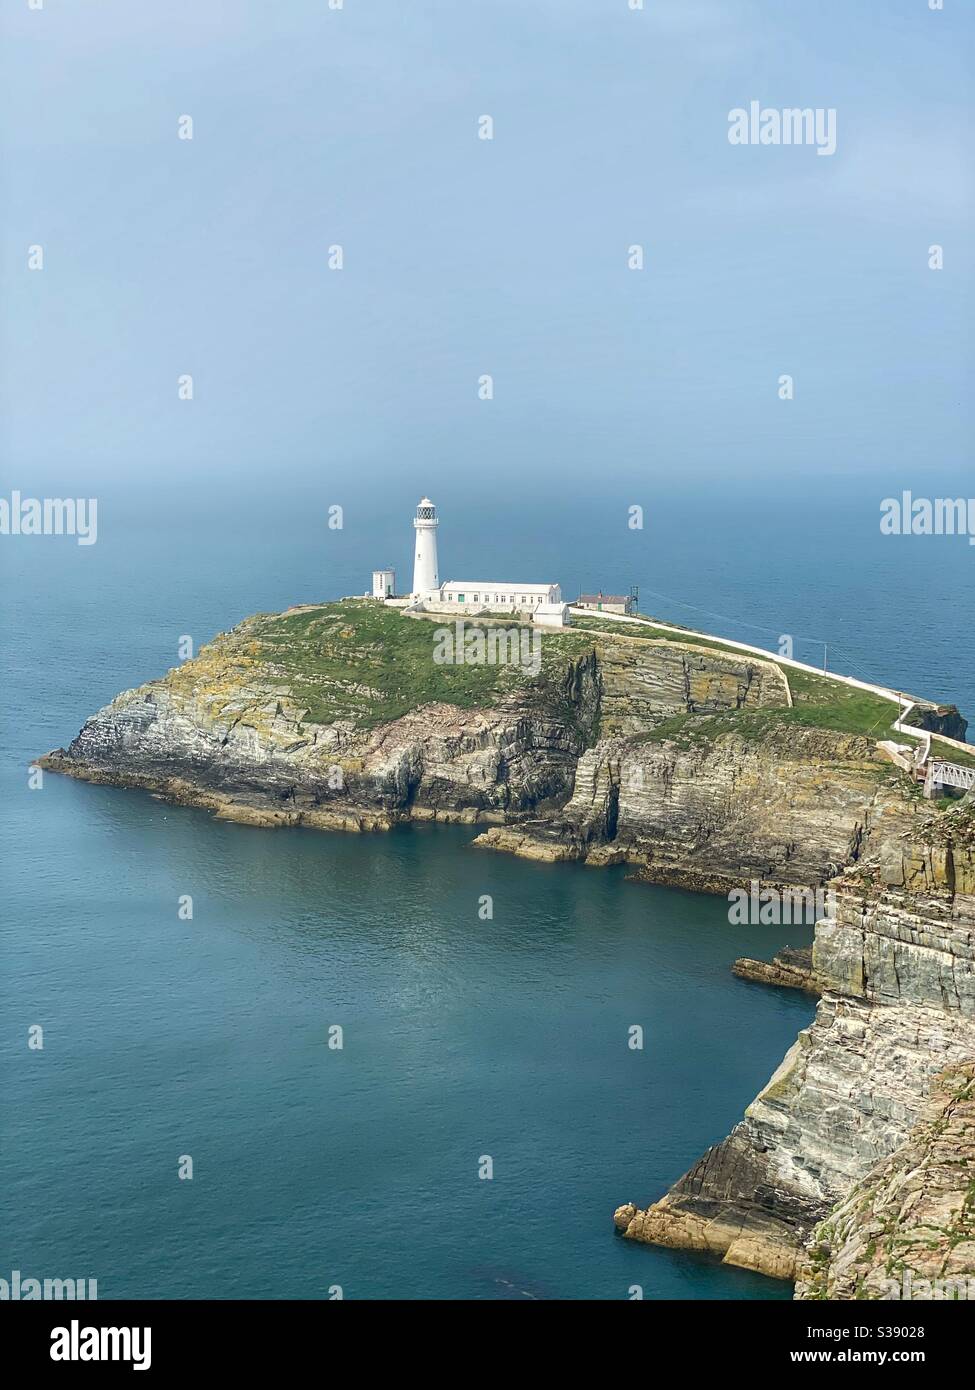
[575,591,635,616]
[372,569,396,599]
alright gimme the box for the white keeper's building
[370,497,570,628]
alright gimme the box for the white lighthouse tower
[412,497,440,596]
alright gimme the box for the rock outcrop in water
[904,703,969,742]
[37,598,975,1298]
[39,605,602,830]
[732,945,823,994]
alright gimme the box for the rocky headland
[614,799,975,1292]
[37,598,975,1299]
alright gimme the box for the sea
[1,479,971,1300]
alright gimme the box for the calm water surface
[4,485,970,1300]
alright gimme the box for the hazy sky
[2,0,972,505]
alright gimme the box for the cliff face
[37,603,795,840]
[40,678,595,831]
[477,726,888,893]
[588,633,788,735]
[794,1063,975,1300]
[615,803,975,1288]
[905,703,969,742]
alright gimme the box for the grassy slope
[226,600,974,767]
[246,599,592,728]
[571,614,758,658]
[572,613,975,765]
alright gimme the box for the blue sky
[1,0,972,505]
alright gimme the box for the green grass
[574,615,906,743]
[627,689,913,755]
[931,739,975,770]
[246,599,594,729]
[231,600,975,764]
[570,613,764,660]
[574,612,975,759]
[785,668,904,739]
[628,712,897,764]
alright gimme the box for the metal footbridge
[923,759,975,798]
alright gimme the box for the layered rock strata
[732,946,823,994]
[37,608,800,851]
[475,727,888,893]
[794,1063,975,1300]
[615,803,975,1289]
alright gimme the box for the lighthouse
[366,493,568,626]
[412,496,440,596]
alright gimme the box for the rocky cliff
[904,703,969,742]
[794,1062,975,1300]
[39,603,900,895]
[38,604,598,829]
[615,800,975,1292]
[37,598,975,1298]
[475,725,889,894]
[37,601,798,843]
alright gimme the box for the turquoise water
[2,786,808,1300]
[2,484,970,1300]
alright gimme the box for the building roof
[441,581,557,591]
[576,594,630,605]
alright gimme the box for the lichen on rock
[616,802,975,1298]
